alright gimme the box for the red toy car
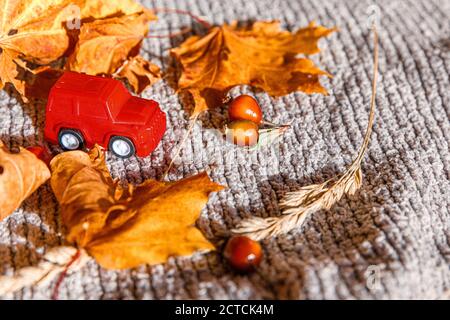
[44,72,166,158]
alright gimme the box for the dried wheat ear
[233,25,379,241]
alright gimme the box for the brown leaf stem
[51,249,82,300]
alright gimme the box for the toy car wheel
[109,136,135,159]
[58,129,84,151]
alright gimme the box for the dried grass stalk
[233,26,379,241]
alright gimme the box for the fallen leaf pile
[50,145,224,269]
[1,0,335,108]
[0,141,50,221]
[171,21,336,116]
[0,0,161,99]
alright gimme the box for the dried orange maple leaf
[171,21,336,117]
[0,141,51,221]
[116,55,161,94]
[50,146,224,270]
[0,0,84,95]
[66,10,161,83]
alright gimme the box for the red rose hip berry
[228,95,263,124]
[26,146,53,167]
[224,236,263,272]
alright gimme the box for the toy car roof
[51,72,119,98]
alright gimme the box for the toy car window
[78,101,108,119]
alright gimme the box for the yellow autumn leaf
[50,146,224,270]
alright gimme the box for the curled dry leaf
[171,21,336,117]
[50,146,224,269]
[67,10,156,75]
[0,0,84,95]
[66,7,161,93]
[116,55,161,94]
[0,141,51,221]
[233,26,379,241]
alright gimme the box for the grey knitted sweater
[0,0,449,299]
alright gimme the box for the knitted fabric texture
[0,0,449,299]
